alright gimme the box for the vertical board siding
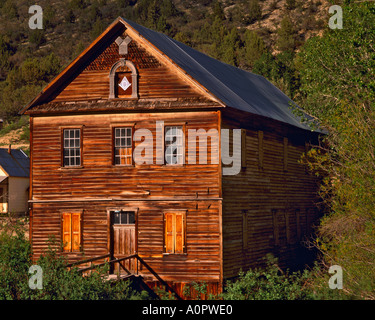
[221,118,321,279]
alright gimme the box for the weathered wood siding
[52,34,202,102]
[221,116,321,279]
[31,200,221,283]
[31,111,220,200]
[8,177,29,214]
[30,110,222,284]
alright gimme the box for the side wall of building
[221,114,321,279]
[8,177,29,214]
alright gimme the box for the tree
[285,0,297,10]
[276,15,296,52]
[0,35,13,80]
[242,30,267,68]
[297,2,375,299]
[221,28,241,66]
[213,0,225,21]
[65,9,76,23]
[246,0,262,24]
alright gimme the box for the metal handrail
[65,254,111,268]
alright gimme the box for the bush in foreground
[0,219,148,300]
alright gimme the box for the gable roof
[20,17,315,132]
[123,18,314,131]
[0,148,29,178]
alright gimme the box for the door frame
[107,207,139,262]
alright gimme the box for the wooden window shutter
[175,213,184,254]
[242,210,248,250]
[283,137,288,172]
[62,212,81,252]
[71,212,81,252]
[296,209,301,240]
[164,212,174,253]
[241,128,247,169]
[164,211,186,254]
[285,210,291,244]
[272,209,279,246]
[62,213,72,252]
[258,131,264,169]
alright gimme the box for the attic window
[109,59,138,99]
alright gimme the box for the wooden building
[0,146,29,216]
[20,17,322,297]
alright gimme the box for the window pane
[112,211,135,225]
[63,129,81,167]
[114,127,132,165]
[113,211,120,224]
[128,212,135,224]
[165,126,183,165]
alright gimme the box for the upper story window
[63,128,81,167]
[114,127,133,165]
[165,126,184,165]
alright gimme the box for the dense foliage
[297,1,375,299]
[0,219,149,300]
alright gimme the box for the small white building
[0,146,29,216]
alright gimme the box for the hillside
[0,0,331,122]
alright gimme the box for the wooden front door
[110,210,136,274]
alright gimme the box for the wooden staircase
[66,253,182,300]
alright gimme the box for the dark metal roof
[123,18,314,132]
[0,148,29,177]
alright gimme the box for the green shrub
[0,219,31,299]
[221,256,317,300]
[0,220,149,300]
